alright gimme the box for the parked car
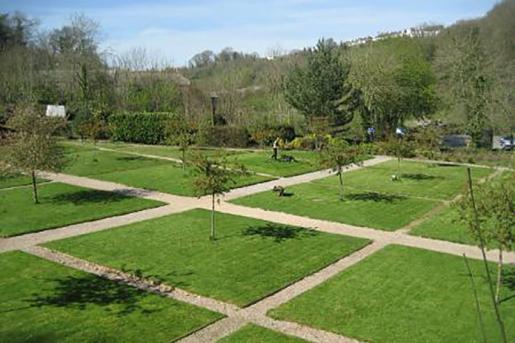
[499,136,514,150]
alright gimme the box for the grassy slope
[47,209,369,306]
[269,245,515,343]
[0,252,221,343]
[0,182,164,237]
[218,324,307,342]
[232,161,492,230]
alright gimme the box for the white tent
[45,105,66,118]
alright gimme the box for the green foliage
[3,105,66,203]
[191,153,248,239]
[109,112,174,144]
[320,138,365,200]
[199,126,250,147]
[347,37,438,136]
[284,39,352,126]
[166,114,196,167]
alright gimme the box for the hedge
[200,126,250,147]
[109,112,174,144]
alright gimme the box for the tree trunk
[210,193,216,241]
[182,148,186,171]
[31,170,39,204]
[466,168,507,342]
[496,248,503,304]
[338,170,344,201]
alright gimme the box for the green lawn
[218,324,307,342]
[269,245,515,343]
[317,160,493,201]
[226,150,322,177]
[0,252,222,343]
[231,161,493,230]
[410,206,478,245]
[96,163,272,196]
[0,182,164,237]
[63,140,322,178]
[0,174,47,189]
[410,170,513,246]
[61,147,273,196]
[47,209,369,306]
[232,180,438,231]
[63,149,169,176]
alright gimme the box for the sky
[1,0,500,66]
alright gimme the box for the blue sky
[1,0,499,66]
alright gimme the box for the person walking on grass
[272,137,280,160]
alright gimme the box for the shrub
[200,126,250,147]
[249,124,296,147]
[109,112,174,144]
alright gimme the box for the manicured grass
[317,160,493,201]
[0,182,164,237]
[63,149,168,176]
[96,163,273,196]
[61,147,274,196]
[106,142,243,159]
[0,174,47,189]
[63,140,322,178]
[226,150,322,177]
[232,178,438,231]
[231,161,493,230]
[269,245,515,343]
[47,209,370,306]
[410,206,478,245]
[218,324,307,342]
[0,252,222,343]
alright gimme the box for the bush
[109,112,174,144]
[200,126,249,147]
[249,124,296,147]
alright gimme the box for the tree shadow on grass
[51,190,127,205]
[499,268,515,304]
[346,192,405,203]
[26,274,162,317]
[243,223,318,243]
[116,156,148,162]
[1,330,57,343]
[400,173,443,181]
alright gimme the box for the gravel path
[207,202,515,264]
[0,205,187,253]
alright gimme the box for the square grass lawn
[61,147,273,196]
[225,150,322,177]
[63,140,322,178]
[231,161,493,231]
[0,182,164,237]
[269,245,515,343]
[0,252,221,343]
[218,324,306,342]
[410,170,514,245]
[46,209,370,306]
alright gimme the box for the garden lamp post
[210,93,218,127]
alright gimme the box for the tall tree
[2,105,66,204]
[347,38,437,137]
[284,39,352,127]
